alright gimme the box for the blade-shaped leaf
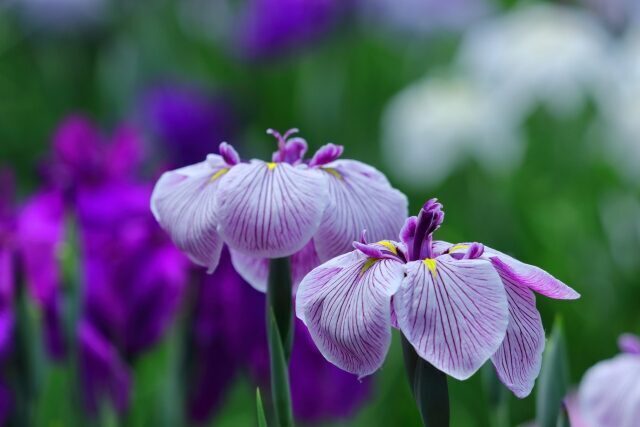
[536,316,569,427]
[267,307,294,427]
[256,388,268,427]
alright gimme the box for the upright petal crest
[216,161,328,258]
[296,251,404,378]
[395,256,508,380]
[313,160,408,262]
[151,155,227,272]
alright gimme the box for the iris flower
[151,128,407,291]
[297,199,579,397]
[575,333,640,427]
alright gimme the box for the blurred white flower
[458,3,612,118]
[597,28,640,182]
[358,0,490,36]
[381,73,522,188]
[580,0,640,30]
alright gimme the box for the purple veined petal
[151,155,228,272]
[229,240,322,294]
[579,354,640,427]
[229,248,269,293]
[431,240,453,257]
[312,159,408,262]
[291,240,321,293]
[395,256,508,380]
[486,247,580,300]
[618,334,640,355]
[490,278,544,398]
[296,250,404,378]
[216,160,328,258]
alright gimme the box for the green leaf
[401,336,449,427]
[256,388,268,427]
[536,316,569,427]
[481,364,510,427]
[267,257,293,359]
[267,307,294,427]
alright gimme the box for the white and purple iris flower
[297,199,580,397]
[151,129,408,292]
[573,333,640,427]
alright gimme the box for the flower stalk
[401,337,449,427]
[267,258,294,427]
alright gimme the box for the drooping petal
[296,251,404,378]
[491,278,544,398]
[229,240,321,294]
[216,161,328,258]
[579,354,640,427]
[151,155,227,272]
[487,247,580,300]
[229,249,269,293]
[395,256,508,380]
[313,160,408,262]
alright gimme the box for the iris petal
[491,278,544,398]
[579,354,640,427]
[395,256,508,380]
[486,247,580,300]
[216,161,328,258]
[151,155,226,272]
[296,251,404,379]
[313,160,408,262]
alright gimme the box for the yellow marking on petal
[360,258,378,275]
[210,168,229,182]
[423,258,437,277]
[266,162,277,170]
[449,244,469,253]
[322,167,343,180]
[377,240,397,255]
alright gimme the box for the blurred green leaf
[536,317,569,427]
[267,307,293,427]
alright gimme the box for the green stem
[266,258,294,427]
[401,336,449,427]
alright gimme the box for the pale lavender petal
[395,256,508,380]
[151,155,227,272]
[486,247,580,300]
[229,248,269,293]
[296,250,404,378]
[579,354,640,427]
[291,240,321,292]
[313,160,408,262]
[618,334,640,355]
[564,392,589,427]
[491,279,544,398]
[216,161,328,258]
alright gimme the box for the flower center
[268,128,308,164]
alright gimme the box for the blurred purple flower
[187,249,371,423]
[21,115,190,415]
[48,115,142,194]
[142,84,238,167]
[0,170,16,362]
[236,0,344,59]
[577,334,640,427]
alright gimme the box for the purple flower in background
[236,0,344,59]
[0,170,16,426]
[20,115,190,415]
[151,128,407,292]
[297,199,579,397]
[142,84,238,167]
[576,334,640,427]
[187,249,370,423]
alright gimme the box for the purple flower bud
[268,129,309,164]
[618,334,640,355]
[219,142,240,166]
[308,143,344,167]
